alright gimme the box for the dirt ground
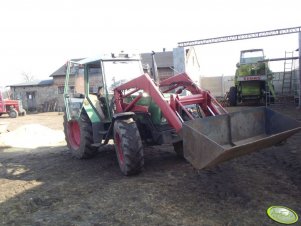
[0,106,301,226]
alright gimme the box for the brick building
[141,51,174,81]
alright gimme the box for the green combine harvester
[228,49,276,106]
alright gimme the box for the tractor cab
[64,53,143,122]
[239,49,264,65]
[63,53,145,151]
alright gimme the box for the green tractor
[63,52,301,176]
[228,49,276,106]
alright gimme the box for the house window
[89,86,98,94]
[58,86,64,94]
[58,86,74,94]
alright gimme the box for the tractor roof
[240,49,264,53]
[73,53,141,65]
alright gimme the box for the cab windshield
[240,50,264,64]
[102,60,143,95]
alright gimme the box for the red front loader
[63,55,301,176]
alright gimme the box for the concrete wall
[294,69,300,97]
[200,76,235,97]
[272,70,300,96]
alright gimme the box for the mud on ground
[0,107,301,226]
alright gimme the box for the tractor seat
[89,94,106,120]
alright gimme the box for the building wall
[158,67,174,81]
[200,76,235,97]
[172,47,201,85]
[185,48,201,85]
[173,47,185,74]
[12,85,58,111]
[52,73,103,108]
[52,75,66,108]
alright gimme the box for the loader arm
[159,73,227,116]
[114,73,227,132]
[114,73,183,132]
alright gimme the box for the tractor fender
[113,112,136,121]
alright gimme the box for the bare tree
[0,86,12,99]
[22,72,35,82]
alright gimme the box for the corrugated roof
[10,79,53,87]
[141,51,173,68]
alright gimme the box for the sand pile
[0,124,65,148]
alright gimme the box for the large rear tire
[63,111,97,159]
[113,118,144,176]
[228,86,237,106]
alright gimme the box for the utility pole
[299,32,301,108]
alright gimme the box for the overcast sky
[0,0,300,86]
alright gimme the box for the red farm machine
[0,88,26,118]
[63,53,301,175]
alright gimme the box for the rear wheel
[113,118,144,176]
[9,109,18,118]
[228,86,237,106]
[64,111,97,159]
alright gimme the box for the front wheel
[21,110,26,116]
[64,111,97,159]
[228,86,237,106]
[114,118,144,176]
[9,109,18,118]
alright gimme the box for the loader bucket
[183,107,301,169]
